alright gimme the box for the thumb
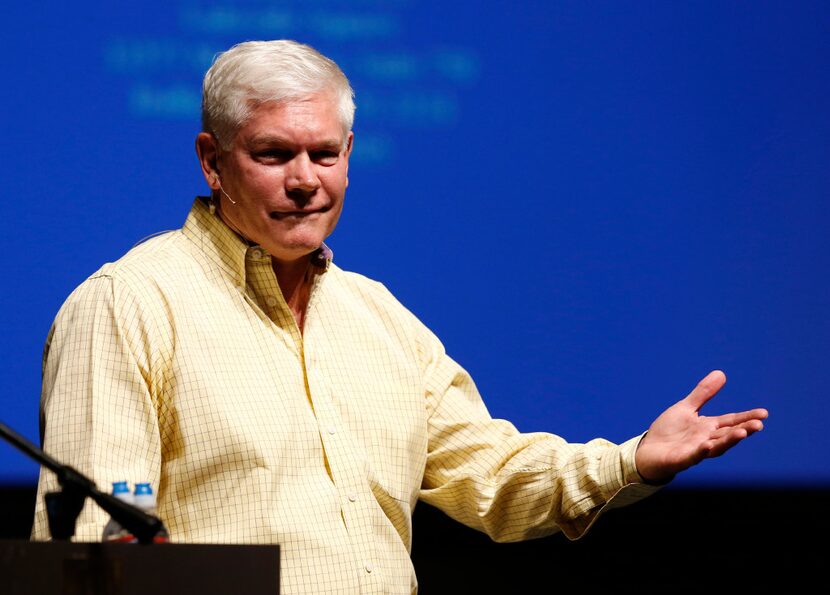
[684,370,727,411]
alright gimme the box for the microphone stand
[0,421,167,544]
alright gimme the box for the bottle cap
[133,482,156,511]
[134,482,153,496]
[111,480,134,502]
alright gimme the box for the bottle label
[103,530,137,543]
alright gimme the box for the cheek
[327,202,345,227]
[237,166,281,194]
[322,170,349,200]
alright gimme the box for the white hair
[201,40,356,149]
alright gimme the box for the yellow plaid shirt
[32,197,659,594]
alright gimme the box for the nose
[285,153,320,200]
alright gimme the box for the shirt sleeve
[417,325,661,542]
[31,272,164,542]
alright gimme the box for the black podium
[0,540,279,595]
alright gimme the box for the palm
[635,370,768,484]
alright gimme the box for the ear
[343,131,354,188]
[344,131,354,158]
[195,132,222,191]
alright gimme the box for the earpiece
[211,172,237,205]
[219,184,237,205]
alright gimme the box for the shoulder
[45,233,188,366]
[324,264,442,348]
[327,264,414,318]
[94,229,189,285]
[51,230,189,330]
[63,229,202,306]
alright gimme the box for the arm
[417,331,659,542]
[31,273,164,542]
[416,336,767,541]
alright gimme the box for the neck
[214,198,253,245]
[211,202,316,331]
[272,256,313,332]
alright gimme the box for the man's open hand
[634,370,768,484]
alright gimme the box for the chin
[271,240,326,262]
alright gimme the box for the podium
[0,540,279,595]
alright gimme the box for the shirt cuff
[599,432,664,505]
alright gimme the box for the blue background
[1,1,827,488]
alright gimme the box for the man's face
[202,93,353,264]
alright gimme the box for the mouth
[269,207,329,220]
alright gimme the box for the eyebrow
[248,135,344,151]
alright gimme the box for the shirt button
[265,296,277,307]
[327,426,336,435]
[251,248,263,259]
[348,494,357,502]
[364,562,374,574]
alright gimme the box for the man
[32,40,768,594]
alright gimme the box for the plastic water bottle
[133,482,169,543]
[102,480,136,542]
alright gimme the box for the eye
[311,151,340,165]
[255,149,292,163]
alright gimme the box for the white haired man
[32,40,768,594]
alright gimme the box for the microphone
[0,421,167,543]
[219,183,237,205]
[212,174,237,205]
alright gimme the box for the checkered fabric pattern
[32,197,658,594]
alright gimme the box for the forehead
[236,94,345,147]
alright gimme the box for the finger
[709,419,764,441]
[713,408,769,429]
[705,419,768,458]
[703,427,749,458]
[683,370,727,411]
